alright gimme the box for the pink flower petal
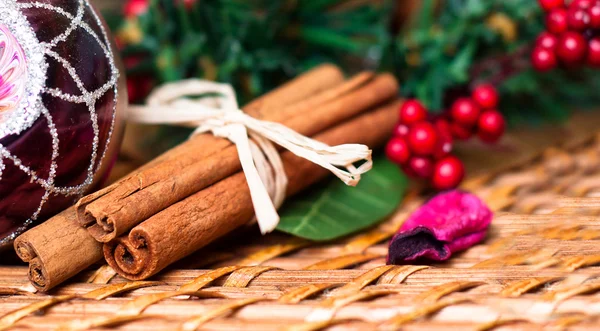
[387,190,492,264]
[0,24,27,118]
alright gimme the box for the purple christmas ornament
[0,0,126,249]
[387,190,492,264]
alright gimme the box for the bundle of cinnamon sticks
[15,64,401,291]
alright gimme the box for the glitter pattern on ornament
[0,0,121,248]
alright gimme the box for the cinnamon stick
[104,100,400,280]
[14,65,345,291]
[243,64,345,117]
[77,74,398,243]
[14,208,102,292]
[145,64,346,165]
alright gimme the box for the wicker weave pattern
[2,134,600,330]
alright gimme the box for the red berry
[435,138,453,159]
[546,9,570,34]
[536,32,559,50]
[567,8,591,30]
[477,110,506,143]
[401,164,418,178]
[434,118,453,143]
[532,47,558,71]
[588,38,600,67]
[399,100,428,125]
[407,122,439,156]
[392,123,410,138]
[572,0,594,9]
[450,98,481,128]
[124,0,149,18]
[386,137,411,164]
[472,84,499,109]
[408,157,434,179]
[433,119,453,159]
[434,140,453,160]
[434,118,453,139]
[450,122,474,141]
[539,0,564,11]
[590,5,600,28]
[556,32,588,64]
[432,156,465,190]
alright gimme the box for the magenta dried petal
[387,190,492,264]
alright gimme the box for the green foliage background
[108,0,391,103]
[108,0,600,124]
[390,0,600,125]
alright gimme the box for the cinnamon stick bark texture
[78,74,398,243]
[104,101,400,280]
[243,64,345,118]
[15,64,346,291]
[14,208,102,292]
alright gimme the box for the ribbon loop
[127,79,373,234]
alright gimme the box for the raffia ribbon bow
[127,79,373,234]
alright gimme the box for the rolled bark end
[85,218,117,243]
[104,232,153,281]
[15,207,104,292]
[14,238,36,262]
[75,185,120,242]
[28,258,49,291]
[75,202,94,228]
[15,234,48,291]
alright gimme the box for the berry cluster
[448,85,505,144]
[532,0,600,71]
[386,85,505,190]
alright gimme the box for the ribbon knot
[127,79,373,234]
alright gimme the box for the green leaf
[448,40,476,82]
[276,155,408,241]
[298,27,366,54]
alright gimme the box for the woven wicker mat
[4,126,600,330]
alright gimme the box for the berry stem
[470,44,534,87]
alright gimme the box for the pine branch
[109,0,392,104]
